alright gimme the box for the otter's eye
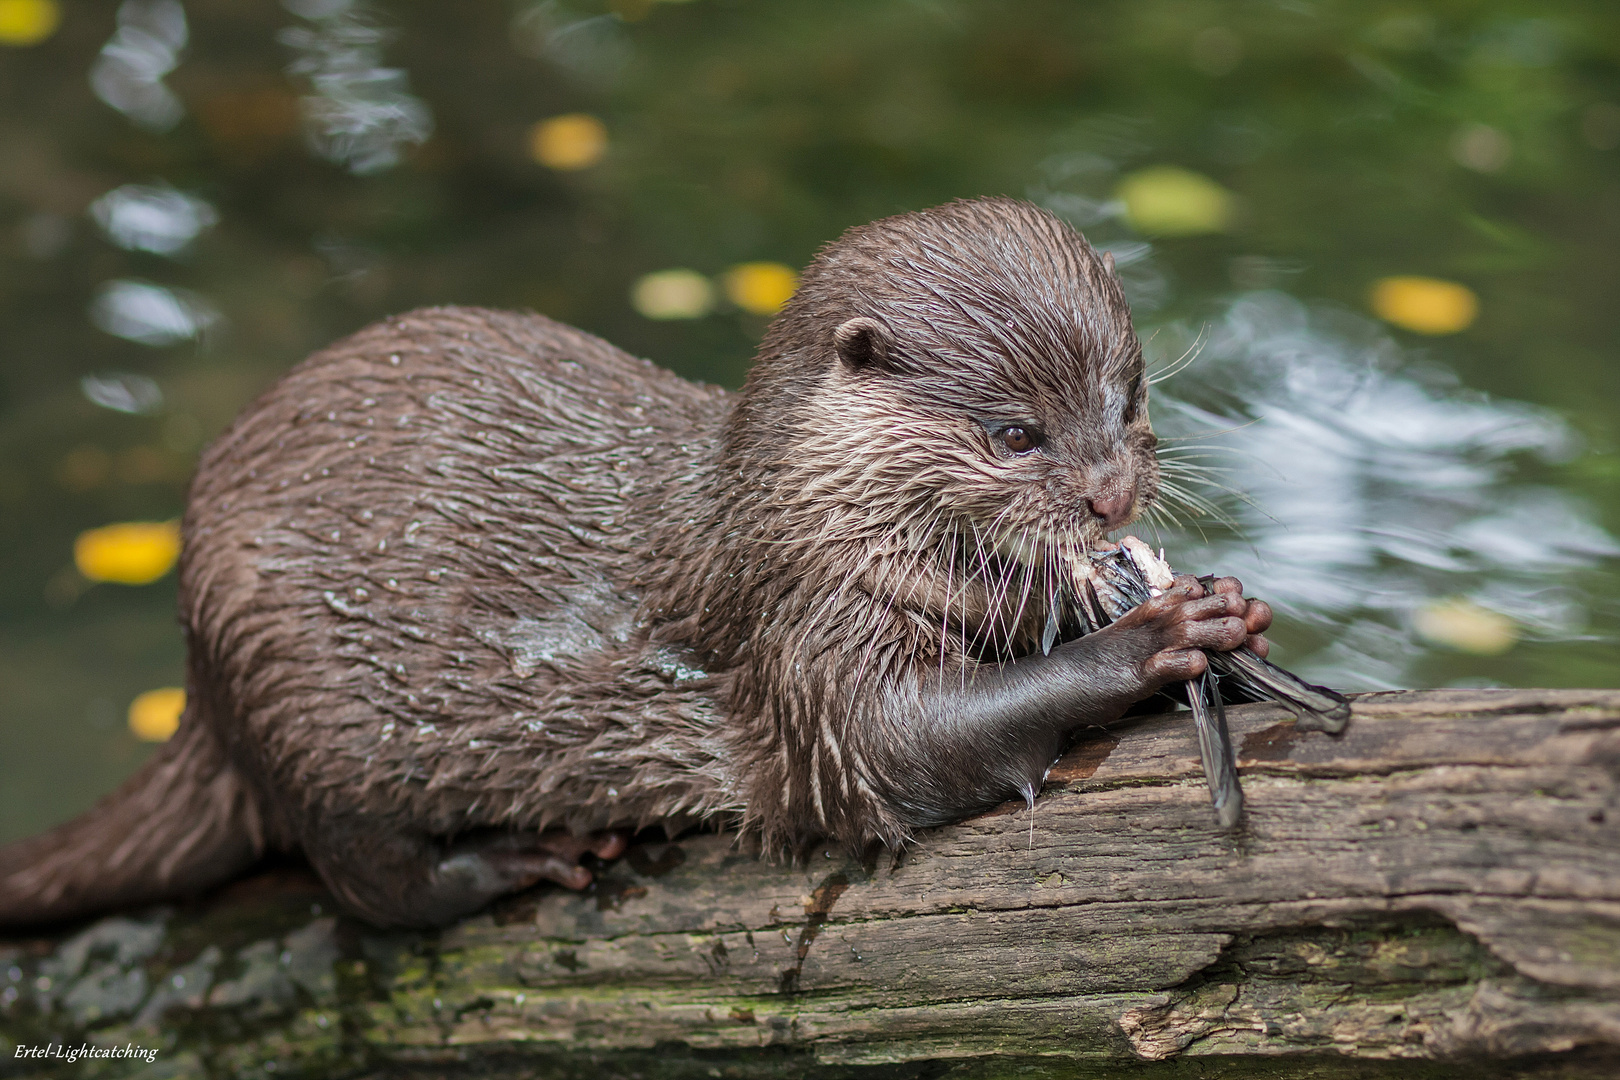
[1001,426,1036,454]
[1123,371,1144,424]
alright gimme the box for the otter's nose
[1086,492,1135,529]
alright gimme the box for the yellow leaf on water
[1413,598,1517,655]
[722,262,799,316]
[529,114,608,171]
[129,687,185,742]
[1116,166,1234,236]
[631,269,715,320]
[74,520,181,585]
[0,0,60,47]
[1369,276,1479,335]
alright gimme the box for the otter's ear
[833,316,895,372]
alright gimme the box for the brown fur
[2,199,1249,929]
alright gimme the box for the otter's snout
[1086,491,1136,529]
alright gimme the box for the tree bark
[4,688,1620,1079]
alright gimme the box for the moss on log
[4,688,1620,1079]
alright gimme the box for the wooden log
[3,688,1620,1078]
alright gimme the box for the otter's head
[732,198,1157,578]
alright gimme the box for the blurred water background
[2,0,1618,845]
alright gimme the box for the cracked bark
[3,688,1620,1078]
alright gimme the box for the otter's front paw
[1106,574,1271,685]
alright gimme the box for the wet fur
[1,199,1194,929]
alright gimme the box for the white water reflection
[89,0,188,132]
[1148,292,1619,689]
[89,184,217,256]
[89,280,221,347]
[279,0,434,175]
[510,3,632,88]
[80,373,164,415]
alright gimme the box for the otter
[0,198,1270,929]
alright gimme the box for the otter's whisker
[1150,489,1217,543]
[1156,459,1243,478]
[1137,510,1169,552]
[1146,323,1208,386]
[1141,499,1187,533]
[1004,526,1039,652]
[1156,463,1268,509]
[1155,480,1234,525]
[1153,416,1262,444]
[938,521,959,687]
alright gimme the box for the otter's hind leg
[303,819,627,928]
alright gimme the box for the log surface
[4,688,1620,1078]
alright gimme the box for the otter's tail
[0,700,267,928]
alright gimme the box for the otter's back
[179,307,728,831]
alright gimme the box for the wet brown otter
[0,198,1269,929]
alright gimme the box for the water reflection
[79,373,164,416]
[89,184,217,257]
[89,0,187,132]
[279,0,433,175]
[89,280,220,347]
[510,2,632,87]
[1151,292,1618,689]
